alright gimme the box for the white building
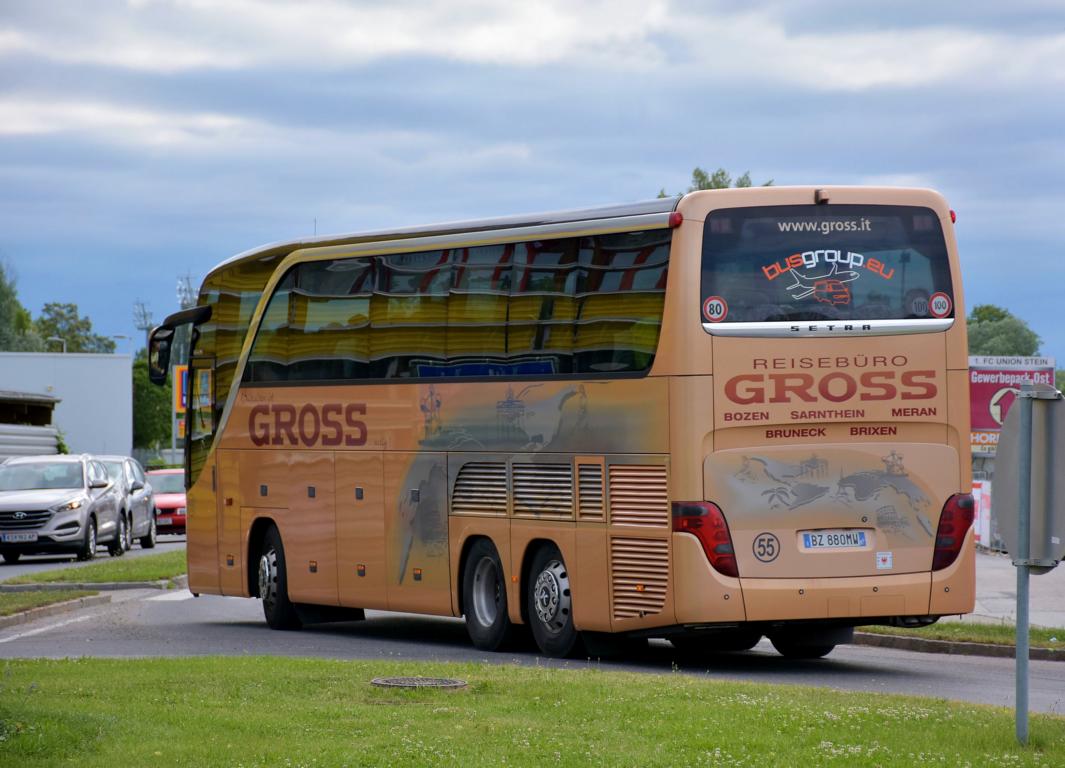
[0,352,132,456]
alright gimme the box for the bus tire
[770,638,835,659]
[526,544,578,658]
[769,626,851,659]
[670,630,762,655]
[258,525,302,631]
[462,539,515,651]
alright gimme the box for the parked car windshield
[0,462,83,491]
[150,473,185,493]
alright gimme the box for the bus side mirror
[148,327,174,385]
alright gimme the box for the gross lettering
[247,403,368,447]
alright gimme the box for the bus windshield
[701,205,953,325]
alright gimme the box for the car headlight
[176,507,186,515]
[52,498,83,512]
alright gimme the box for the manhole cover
[371,676,467,690]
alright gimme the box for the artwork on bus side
[416,381,608,453]
[395,454,448,585]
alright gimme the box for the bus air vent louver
[610,536,669,620]
[512,463,574,518]
[451,462,507,516]
[577,463,605,521]
[608,464,668,527]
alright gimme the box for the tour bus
[149,186,974,659]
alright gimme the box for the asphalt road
[0,536,186,580]
[2,586,1063,715]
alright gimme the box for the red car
[147,469,186,535]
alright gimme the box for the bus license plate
[802,530,866,549]
[1,532,38,543]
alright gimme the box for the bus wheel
[258,526,302,630]
[462,539,515,651]
[770,639,835,659]
[526,545,578,658]
[670,630,762,655]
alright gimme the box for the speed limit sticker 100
[928,292,952,318]
[703,296,728,323]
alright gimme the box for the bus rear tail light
[672,501,738,578]
[931,493,974,571]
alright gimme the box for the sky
[1,0,1064,359]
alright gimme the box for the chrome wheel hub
[533,559,570,633]
[259,549,278,608]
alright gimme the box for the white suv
[0,454,125,563]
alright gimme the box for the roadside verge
[0,593,111,629]
[853,630,1065,662]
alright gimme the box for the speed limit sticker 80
[703,296,728,323]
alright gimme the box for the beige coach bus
[149,186,974,659]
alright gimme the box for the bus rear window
[700,205,953,330]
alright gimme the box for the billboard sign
[173,364,189,415]
[969,356,1055,455]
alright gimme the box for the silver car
[98,455,157,550]
[0,454,125,563]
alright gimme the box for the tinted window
[701,205,953,325]
[244,229,670,383]
[0,462,83,490]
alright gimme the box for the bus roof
[205,197,680,283]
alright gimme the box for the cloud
[2,1,670,73]
[3,1,1062,92]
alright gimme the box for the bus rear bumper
[739,572,932,622]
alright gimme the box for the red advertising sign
[969,356,1056,455]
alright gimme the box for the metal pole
[1015,392,1033,745]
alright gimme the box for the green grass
[0,590,97,617]
[860,621,1065,650]
[0,658,1062,766]
[1,550,186,585]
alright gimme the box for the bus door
[186,355,220,593]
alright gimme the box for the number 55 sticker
[753,532,780,563]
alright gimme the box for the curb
[0,579,180,592]
[854,631,1065,662]
[0,593,112,629]
[0,574,186,593]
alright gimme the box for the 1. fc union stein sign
[969,356,1056,456]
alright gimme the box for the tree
[34,302,116,353]
[966,304,1040,357]
[658,167,774,198]
[0,262,45,351]
[132,348,172,449]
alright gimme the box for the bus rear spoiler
[148,305,212,386]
